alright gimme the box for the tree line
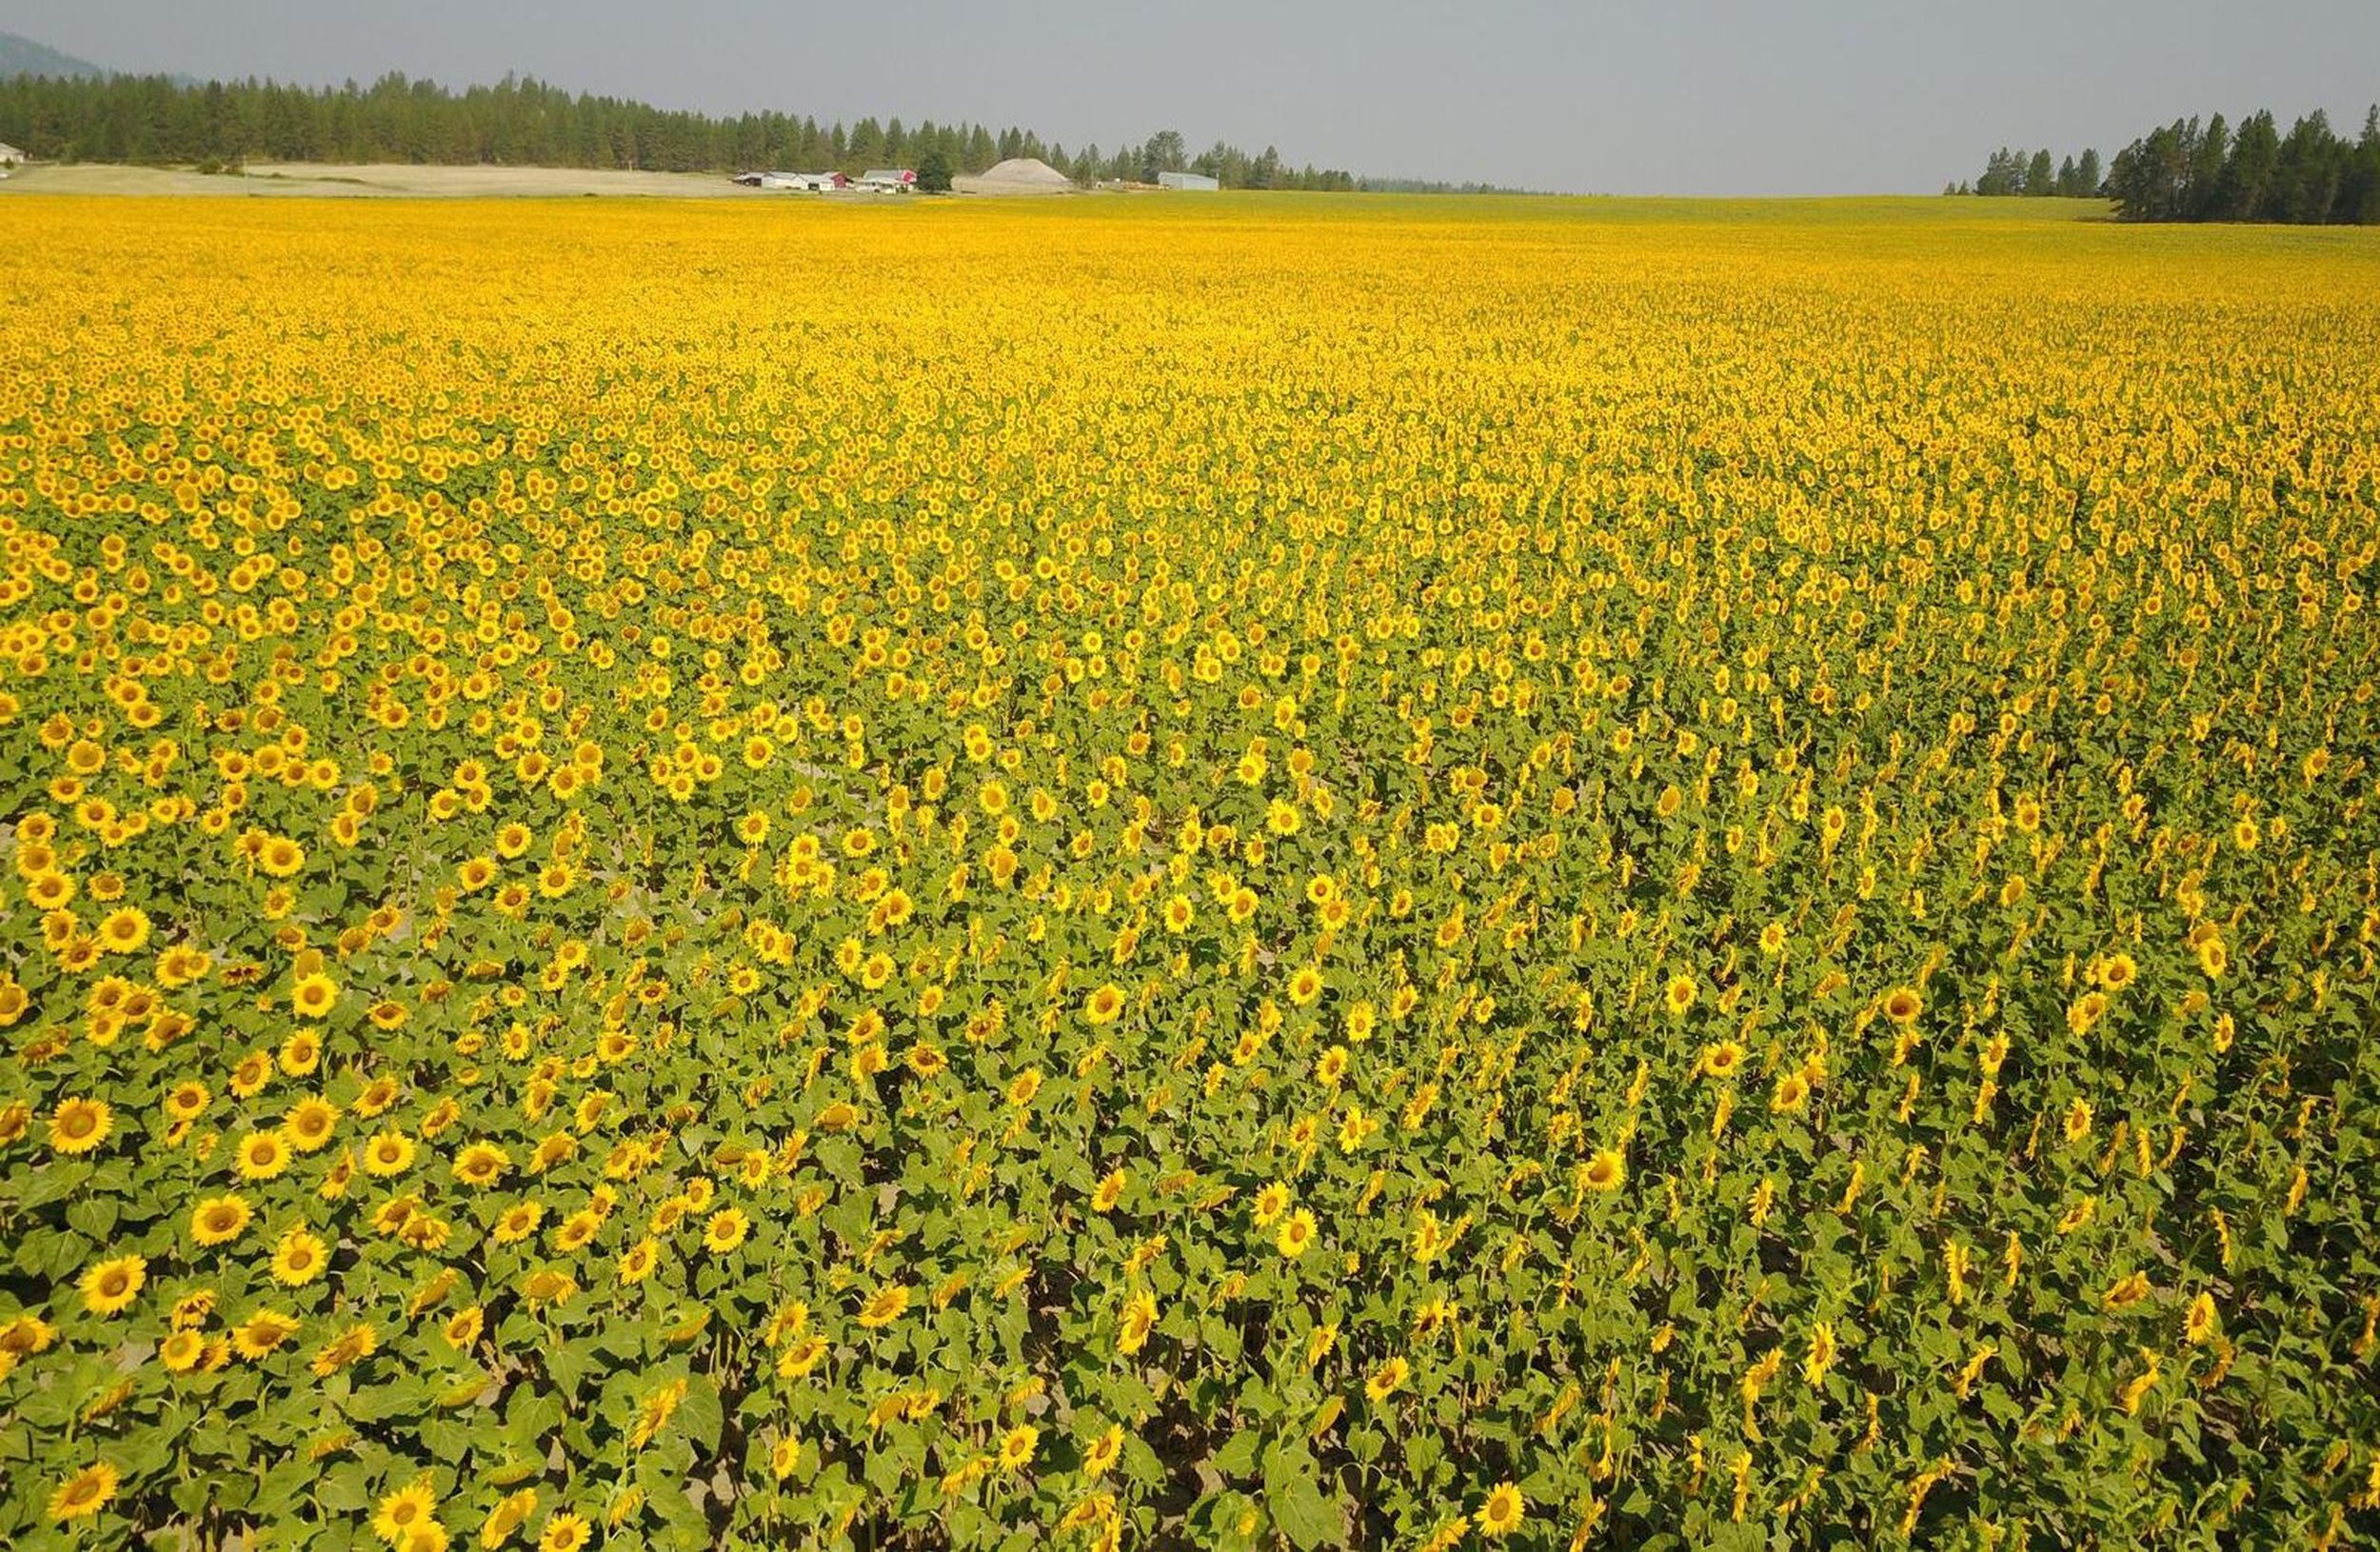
[2103,109,2380,223]
[0,69,1492,191]
[1946,146,2102,198]
[1952,108,2380,223]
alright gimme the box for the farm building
[1158,170,1219,191]
[858,169,917,192]
[733,171,848,191]
[0,142,25,166]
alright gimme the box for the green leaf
[64,1194,118,1240]
[1213,1427,1261,1479]
[318,1462,373,1514]
[679,1373,724,1455]
[1262,1441,1338,1552]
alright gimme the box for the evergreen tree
[2219,110,2280,220]
[2273,109,2344,223]
[2025,149,2054,196]
[2346,107,2380,224]
[0,65,1530,194]
[1140,129,1185,182]
[2186,113,2228,219]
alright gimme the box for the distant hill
[0,30,107,80]
[0,30,196,86]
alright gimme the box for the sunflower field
[1,193,2378,1550]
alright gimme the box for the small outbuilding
[0,142,26,168]
[1157,170,1219,191]
[735,170,849,191]
[858,169,916,192]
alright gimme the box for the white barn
[734,170,849,191]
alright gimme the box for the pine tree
[2220,110,2280,221]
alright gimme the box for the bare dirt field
[0,162,826,199]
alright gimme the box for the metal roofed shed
[1157,170,1219,191]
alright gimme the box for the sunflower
[1366,1354,1410,1403]
[452,1141,510,1187]
[1803,1320,1838,1385]
[192,1194,253,1246]
[2095,952,2138,991]
[47,1461,119,1522]
[284,1096,340,1152]
[1083,1424,1125,1480]
[373,1481,441,1547]
[2183,1292,2219,1346]
[538,1512,591,1552]
[1698,1041,1745,1081]
[80,1255,148,1316]
[1277,1207,1318,1259]
[552,1210,602,1253]
[2063,1098,2094,1144]
[704,1207,750,1254]
[1582,1148,1626,1193]
[493,1203,545,1244]
[290,972,339,1019]
[997,1423,1040,1473]
[1082,983,1125,1024]
[1091,1167,1127,1213]
[160,1328,208,1373]
[237,1131,292,1181]
[1477,1482,1524,1539]
[49,1095,112,1154]
[272,1226,330,1285]
[232,1309,301,1359]
[279,1030,322,1074]
[1663,973,1696,1016]
[857,1283,911,1329]
[1118,1290,1159,1355]
[364,1131,416,1176]
[97,906,151,953]
[2103,1270,2152,1310]
[442,1305,485,1349]
[777,1333,828,1377]
[481,1489,538,1548]
[1287,965,1323,1006]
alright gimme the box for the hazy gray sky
[9,1,2378,193]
